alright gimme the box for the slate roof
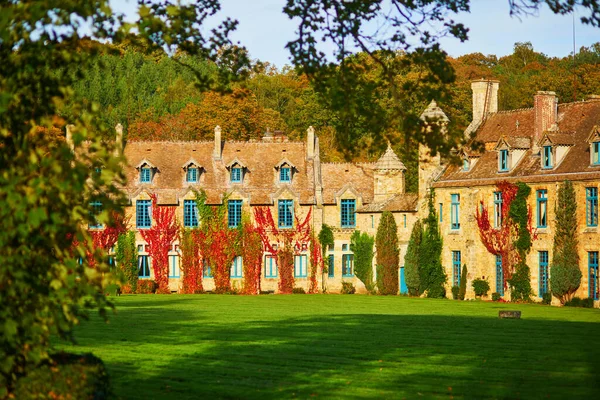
[356,193,418,213]
[375,144,407,170]
[434,98,600,188]
[320,163,375,205]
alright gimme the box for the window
[499,149,509,172]
[230,167,242,183]
[265,255,278,278]
[136,200,151,229]
[371,215,374,228]
[89,201,103,229]
[140,167,152,183]
[184,200,198,228]
[203,259,212,278]
[278,199,293,228]
[586,187,598,227]
[439,203,443,223]
[403,214,407,228]
[589,252,599,300]
[462,158,469,171]
[186,167,198,183]
[228,200,242,228]
[294,255,307,278]
[537,190,548,228]
[328,254,334,278]
[451,194,460,230]
[342,254,354,277]
[169,255,180,278]
[538,251,549,297]
[493,192,503,228]
[231,256,243,278]
[342,244,348,251]
[341,199,356,228]
[280,167,291,183]
[592,142,600,165]
[496,255,504,296]
[452,251,461,286]
[138,255,150,278]
[542,146,553,168]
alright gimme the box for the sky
[111,0,600,68]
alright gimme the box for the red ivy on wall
[475,181,535,288]
[254,206,312,294]
[179,228,203,294]
[140,194,179,294]
[72,211,128,267]
[241,221,263,295]
[308,230,322,294]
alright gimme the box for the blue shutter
[494,192,503,228]
[140,167,152,183]
[186,167,198,183]
[278,200,293,228]
[341,199,356,228]
[280,167,291,182]
[228,200,242,228]
[328,254,334,278]
[589,252,599,300]
[184,200,198,228]
[231,167,242,183]
[452,251,461,286]
[496,255,504,296]
[586,187,598,227]
[138,255,150,278]
[451,194,460,229]
[136,200,151,229]
[542,146,553,168]
[536,190,547,228]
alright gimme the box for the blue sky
[111,0,600,68]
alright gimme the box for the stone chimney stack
[471,79,499,125]
[65,124,75,152]
[115,123,124,154]
[534,91,558,150]
[213,125,222,160]
[306,126,315,160]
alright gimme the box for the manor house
[113,80,600,301]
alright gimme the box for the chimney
[306,126,315,159]
[115,123,124,154]
[213,125,222,160]
[471,79,499,125]
[534,91,558,149]
[65,124,75,152]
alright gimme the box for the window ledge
[448,229,461,234]
[583,227,598,233]
[536,228,548,234]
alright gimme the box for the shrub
[116,231,139,293]
[404,220,423,296]
[565,297,594,308]
[376,211,399,295]
[458,264,468,300]
[472,278,490,297]
[137,280,157,294]
[451,286,460,300]
[542,292,552,305]
[14,352,111,399]
[491,292,501,302]
[156,287,172,294]
[350,230,375,292]
[292,287,306,294]
[341,281,356,294]
[508,261,532,302]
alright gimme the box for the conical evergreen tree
[376,211,399,295]
[550,180,581,304]
[458,263,468,300]
[404,219,423,296]
[420,190,446,298]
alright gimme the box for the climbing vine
[308,229,322,293]
[254,206,312,294]
[241,217,263,295]
[140,194,179,294]
[115,231,138,294]
[179,228,203,294]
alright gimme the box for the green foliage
[550,181,582,304]
[376,212,399,295]
[350,230,375,292]
[13,352,111,400]
[542,293,552,305]
[404,219,423,296]
[318,224,335,273]
[491,292,502,302]
[340,281,356,295]
[508,262,532,302]
[508,183,533,257]
[137,280,157,295]
[564,297,594,308]
[292,287,306,294]
[421,191,446,298]
[472,279,491,297]
[116,231,139,293]
[458,264,468,300]
[451,286,460,300]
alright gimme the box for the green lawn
[56,295,600,399]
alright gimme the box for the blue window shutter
[538,251,549,297]
[278,199,293,228]
[231,167,242,183]
[536,190,548,228]
[228,200,242,228]
[184,200,198,228]
[340,199,356,228]
[186,167,198,183]
[451,194,460,229]
[586,187,598,227]
[328,254,334,278]
[589,252,599,300]
[543,146,553,168]
[140,167,152,183]
[280,167,291,182]
[452,251,461,286]
[136,200,151,229]
[496,255,504,296]
[138,255,150,278]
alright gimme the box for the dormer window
[231,167,242,183]
[186,167,198,183]
[542,146,553,169]
[593,142,600,165]
[499,150,509,172]
[140,167,152,183]
[462,158,469,172]
[280,166,291,182]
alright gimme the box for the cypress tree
[507,182,533,301]
[116,231,139,293]
[420,190,446,298]
[550,180,582,304]
[350,230,375,292]
[404,219,423,296]
[376,211,399,295]
[458,264,467,300]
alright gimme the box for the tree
[550,181,582,304]
[420,190,446,298]
[404,220,423,296]
[350,231,375,292]
[458,264,468,300]
[116,231,139,294]
[0,1,246,394]
[376,212,399,295]
[506,183,534,301]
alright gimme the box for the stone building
[431,80,600,302]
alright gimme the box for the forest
[60,41,600,192]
